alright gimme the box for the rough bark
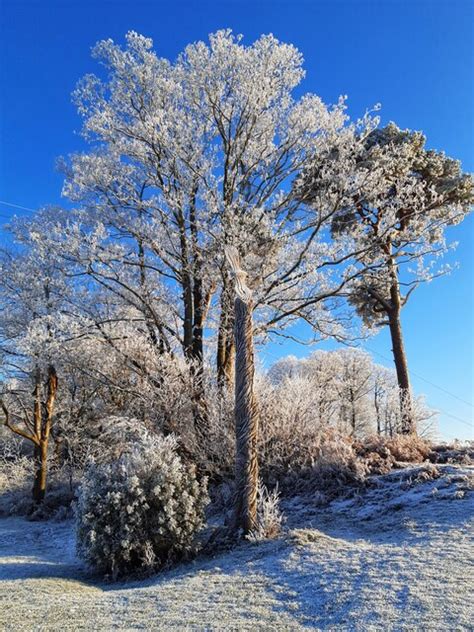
[32,366,58,503]
[217,277,235,389]
[225,247,259,534]
[388,307,414,434]
[386,251,415,435]
[32,442,48,504]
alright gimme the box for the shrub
[429,442,473,465]
[354,434,432,473]
[261,429,369,498]
[247,483,284,542]
[0,437,35,515]
[0,431,81,519]
[385,434,432,463]
[257,376,326,482]
[307,431,369,495]
[353,436,396,475]
[75,434,208,579]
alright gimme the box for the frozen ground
[0,464,473,631]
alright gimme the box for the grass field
[1,464,472,631]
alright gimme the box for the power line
[437,409,473,429]
[0,200,37,214]
[366,345,474,410]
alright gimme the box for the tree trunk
[32,441,48,504]
[349,387,356,435]
[182,274,194,358]
[217,328,235,388]
[233,296,259,533]
[217,278,235,388]
[385,251,415,436]
[374,389,382,435]
[2,365,58,505]
[388,308,415,434]
[225,246,259,535]
[32,366,58,503]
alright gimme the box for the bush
[75,434,209,579]
[0,437,35,515]
[353,436,396,475]
[261,429,369,498]
[354,434,432,473]
[385,434,432,463]
[247,483,284,542]
[0,433,78,519]
[429,441,473,465]
[306,432,369,495]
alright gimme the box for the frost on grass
[1,463,472,631]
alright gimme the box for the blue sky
[0,0,472,439]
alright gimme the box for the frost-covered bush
[385,434,431,463]
[0,436,34,515]
[201,385,235,480]
[0,436,33,492]
[257,375,324,480]
[0,435,76,518]
[354,436,396,475]
[353,434,431,471]
[430,441,473,465]
[307,432,369,495]
[247,483,284,542]
[76,435,209,579]
[260,424,369,497]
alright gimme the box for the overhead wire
[0,200,37,214]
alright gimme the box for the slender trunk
[188,274,208,438]
[385,248,415,435]
[192,276,204,362]
[217,329,235,387]
[176,202,211,438]
[349,388,356,435]
[217,278,235,388]
[388,307,414,434]
[374,390,382,435]
[182,275,194,358]
[189,184,207,366]
[177,206,194,358]
[188,269,212,438]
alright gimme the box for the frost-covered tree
[267,348,434,436]
[0,218,68,502]
[332,349,374,436]
[59,29,377,396]
[297,123,474,433]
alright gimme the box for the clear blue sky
[0,0,473,440]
